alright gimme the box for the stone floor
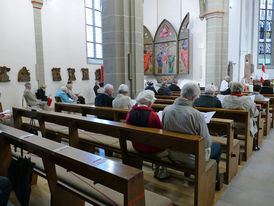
[215,130,274,206]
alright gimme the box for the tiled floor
[215,130,274,206]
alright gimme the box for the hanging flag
[260,57,267,83]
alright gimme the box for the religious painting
[178,13,190,74]
[154,19,177,75]
[18,67,30,82]
[67,68,76,81]
[144,26,154,75]
[0,66,10,82]
[81,68,89,80]
[52,68,62,81]
[95,69,101,81]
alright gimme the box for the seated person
[252,85,265,100]
[145,81,157,95]
[36,83,52,106]
[168,79,181,91]
[56,86,74,103]
[221,82,232,95]
[220,75,230,91]
[95,84,114,107]
[0,110,13,126]
[260,80,273,94]
[112,84,133,109]
[162,82,222,190]
[66,82,85,104]
[222,82,259,149]
[157,82,172,96]
[0,176,11,206]
[194,84,221,108]
[23,83,48,110]
[126,90,167,179]
[93,82,99,96]
[97,82,105,94]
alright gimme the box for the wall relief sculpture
[52,68,62,81]
[81,68,89,80]
[18,67,31,82]
[0,66,11,82]
[67,68,76,81]
[95,69,101,81]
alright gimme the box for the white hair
[230,82,243,94]
[118,84,129,93]
[104,84,114,93]
[225,75,230,80]
[136,90,155,104]
[60,86,68,92]
[204,84,216,95]
[181,82,200,99]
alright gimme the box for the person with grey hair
[162,82,222,190]
[157,81,172,96]
[222,82,259,150]
[168,79,181,91]
[95,84,114,107]
[220,75,230,91]
[194,84,222,108]
[112,84,133,109]
[126,90,167,179]
[56,86,74,103]
[23,83,48,110]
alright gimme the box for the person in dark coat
[95,84,114,107]
[260,80,273,94]
[93,82,99,96]
[168,79,181,91]
[0,176,12,206]
[36,84,48,102]
[157,82,172,96]
[145,81,158,95]
[194,85,222,108]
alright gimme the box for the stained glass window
[85,0,103,64]
[258,0,273,65]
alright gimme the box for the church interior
[1,0,274,206]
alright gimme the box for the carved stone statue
[81,68,89,80]
[52,68,62,81]
[67,68,76,81]
[0,66,11,82]
[95,69,101,81]
[18,67,30,82]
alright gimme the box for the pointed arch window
[154,20,177,75]
[178,13,190,74]
[144,26,154,75]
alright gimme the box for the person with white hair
[157,81,172,96]
[162,82,222,190]
[126,90,167,179]
[23,83,48,110]
[194,84,222,108]
[95,84,114,107]
[56,86,74,103]
[168,79,181,91]
[220,75,230,91]
[222,82,259,150]
[112,84,133,109]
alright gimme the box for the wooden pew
[12,107,216,206]
[53,103,239,184]
[155,95,178,99]
[261,94,274,128]
[0,124,173,206]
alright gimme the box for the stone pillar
[203,0,229,86]
[31,0,45,87]
[102,0,144,98]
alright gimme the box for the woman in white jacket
[112,84,133,109]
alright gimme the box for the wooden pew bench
[53,103,239,184]
[12,107,217,206]
[261,95,274,128]
[0,124,172,206]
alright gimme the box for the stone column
[31,0,45,87]
[203,0,229,86]
[102,0,144,98]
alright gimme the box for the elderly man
[112,84,133,109]
[220,75,230,91]
[168,79,181,91]
[194,84,221,108]
[95,84,114,107]
[157,82,172,96]
[56,86,74,103]
[23,83,48,110]
[222,82,259,150]
[93,82,99,96]
[145,81,158,95]
[162,82,222,190]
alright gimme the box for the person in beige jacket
[23,83,48,110]
[112,84,133,109]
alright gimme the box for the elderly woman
[222,82,259,145]
[194,84,221,108]
[112,84,133,109]
[163,82,222,190]
[126,90,167,179]
[56,86,74,103]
